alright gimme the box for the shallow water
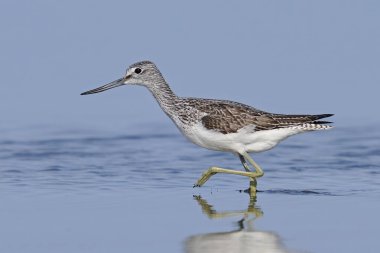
[0,122,379,252]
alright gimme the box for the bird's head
[81,61,162,95]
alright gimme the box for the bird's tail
[271,113,334,130]
[292,114,334,130]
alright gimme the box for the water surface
[0,123,379,252]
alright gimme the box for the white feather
[179,122,330,154]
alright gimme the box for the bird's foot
[193,166,263,188]
[193,167,218,187]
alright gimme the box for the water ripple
[261,189,336,196]
[0,125,379,196]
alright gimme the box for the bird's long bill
[80,77,127,95]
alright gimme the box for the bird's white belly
[180,123,304,154]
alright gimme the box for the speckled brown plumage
[173,98,333,134]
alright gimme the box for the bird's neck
[147,79,179,114]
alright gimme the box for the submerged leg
[193,152,264,188]
[240,152,264,195]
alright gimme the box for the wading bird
[81,61,333,194]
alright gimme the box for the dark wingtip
[316,114,334,120]
[313,120,333,124]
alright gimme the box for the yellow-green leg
[242,152,264,177]
[193,152,264,189]
[240,152,265,195]
[239,154,251,172]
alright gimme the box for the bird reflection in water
[185,182,294,253]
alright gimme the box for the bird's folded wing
[201,114,281,134]
[201,110,333,134]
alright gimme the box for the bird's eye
[134,68,142,74]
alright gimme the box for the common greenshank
[81,61,333,194]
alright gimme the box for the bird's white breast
[178,122,305,154]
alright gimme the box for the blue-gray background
[1,2,380,253]
[1,0,379,131]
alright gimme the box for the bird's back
[178,97,333,134]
